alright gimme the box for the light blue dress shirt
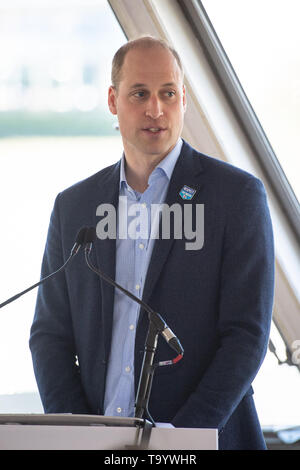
[103,139,183,417]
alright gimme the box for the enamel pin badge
[179,185,197,200]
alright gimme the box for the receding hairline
[111,36,184,89]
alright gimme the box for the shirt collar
[119,138,183,189]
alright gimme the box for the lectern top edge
[0,413,145,428]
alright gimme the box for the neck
[123,142,178,193]
[124,158,155,193]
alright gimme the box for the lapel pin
[179,185,197,200]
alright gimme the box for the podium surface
[0,414,218,450]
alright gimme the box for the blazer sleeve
[29,194,91,414]
[172,176,275,431]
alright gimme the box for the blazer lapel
[93,161,120,362]
[141,141,204,309]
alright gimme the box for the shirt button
[129,324,135,330]
[125,366,131,373]
[139,243,144,250]
[135,284,140,290]
[141,202,147,208]
[117,407,122,413]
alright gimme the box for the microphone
[82,226,184,356]
[70,226,89,256]
[0,227,88,309]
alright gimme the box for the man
[29,36,274,450]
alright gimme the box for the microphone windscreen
[84,226,97,244]
[75,227,89,244]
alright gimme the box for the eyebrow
[129,82,177,89]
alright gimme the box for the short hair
[111,35,184,89]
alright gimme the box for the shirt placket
[119,188,147,416]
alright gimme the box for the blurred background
[0,0,125,412]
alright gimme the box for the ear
[182,85,187,113]
[108,86,118,115]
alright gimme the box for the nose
[145,95,163,119]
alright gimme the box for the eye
[163,90,176,99]
[132,90,147,99]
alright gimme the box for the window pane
[202,0,300,203]
[0,0,126,412]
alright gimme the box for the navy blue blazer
[29,140,274,450]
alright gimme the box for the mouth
[141,127,167,135]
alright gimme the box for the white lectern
[0,414,218,450]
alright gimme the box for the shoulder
[47,161,121,246]
[182,140,265,199]
[56,161,120,206]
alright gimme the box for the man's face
[108,46,186,164]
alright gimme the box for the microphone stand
[134,319,159,422]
